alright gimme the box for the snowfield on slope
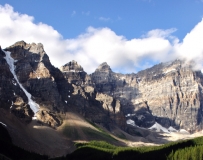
[3,50,40,115]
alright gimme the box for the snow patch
[126,119,136,126]
[201,69,203,74]
[168,126,177,132]
[12,79,17,85]
[10,101,13,108]
[3,50,39,114]
[125,113,135,117]
[32,116,37,120]
[65,101,67,103]
[148,122,170,133]
[179,129,190,134]
[0,122,7,127]
[68,95,70,98]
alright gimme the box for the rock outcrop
[0,45,32,122]
[90,60,203,133]
[60,60,91,85]
[1,41,203,134]
[1,41,126,129]
[60,61,126,129]
[3,41,65,127]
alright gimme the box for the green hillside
[1,122,203,160]
[53,136,203,160]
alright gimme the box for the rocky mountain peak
[11,40,44,52]
[96,62,111,72]
[5,41,46,62]
[60,60,84,72]
[29,43,45,55]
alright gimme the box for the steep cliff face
[60,60,92,85]
[0,46,32,122]
[60,61,126,129]
[91,61,203,133]
[1,41,126,130]
[3,41,66,127]
[2,41,203,133]
[134,60,203,133]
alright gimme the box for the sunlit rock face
[0,45,33,122]
[3,41,65,127]
[1,41,126,129]
[60,60,92,85]
[91,60,203,133]
[60,61,126,129]
[1,41,203,133]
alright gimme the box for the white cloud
[0,4,203,74]
[174,19,203,70]
[0,4,68,68]
[146,28,177,38]
[64,27,175,73]
[99,16,110,21]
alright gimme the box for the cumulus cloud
[0,4,203,74]
[0,4,68,68]
[174,20,203,70]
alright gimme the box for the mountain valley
[0,41,203,158]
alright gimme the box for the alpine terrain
[0,41,203,158]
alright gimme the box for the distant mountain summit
[95,62,112,72]
[60,60,84,73]
[1,40,203,157]
[90,59,203,133]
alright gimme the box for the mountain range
[0,41,203,157]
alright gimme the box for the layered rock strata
[60,61,126,129]
[90,61,203,133]
[1,41,203,133]
[3,41,65,127]
[0,46,33,122]
[1,41,126,129]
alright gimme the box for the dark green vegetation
[62,119,117,143]
[81,126,116,141]
[0,124,48,160]
[62,125,80,140]
[83,120,117,141]
[53,137,203,160]
[1,122,203,160]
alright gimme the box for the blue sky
[0,1,203,73]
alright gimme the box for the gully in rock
[3,49,40,117]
